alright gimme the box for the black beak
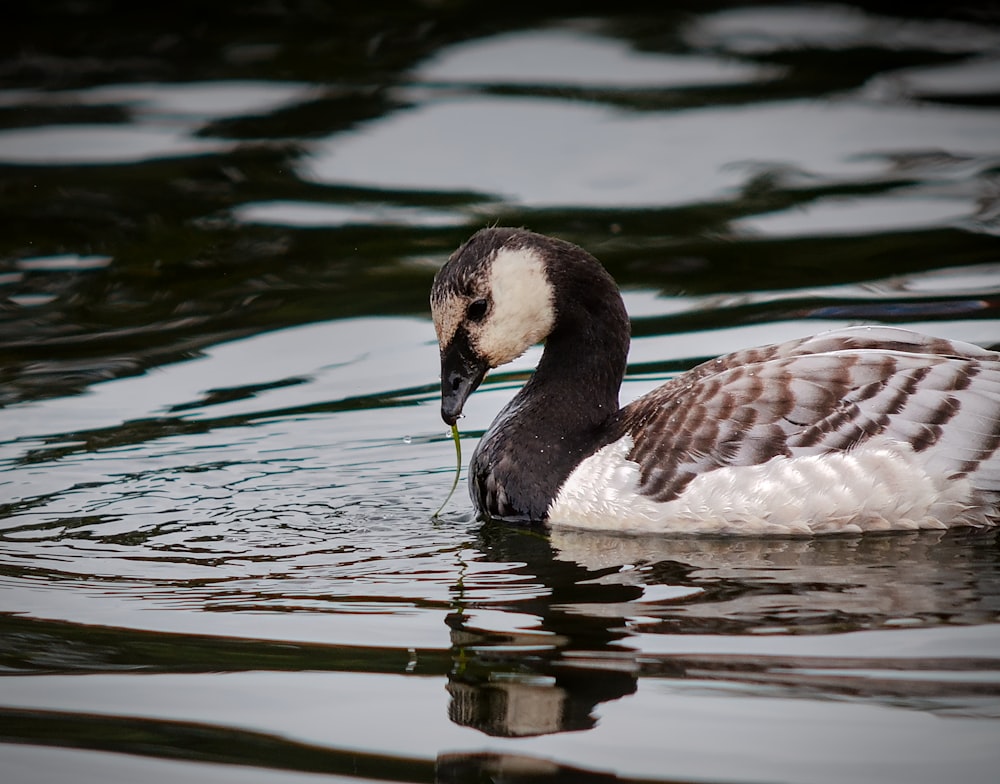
[440,334,488,426]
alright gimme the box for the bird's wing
[620,327,1000,502]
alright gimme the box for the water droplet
[402,435,412,444]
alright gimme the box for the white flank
[474,247,555,367]
[547,434,985,535]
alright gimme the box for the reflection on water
[687,4,1000,53]
[306,97,1000,209]
[550,528,1000,631]
[444,524,1000,740]
[2,2,1000,783]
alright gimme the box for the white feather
[475,247,555,367]
[548,434,986,535]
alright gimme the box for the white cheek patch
[474,247,555,366]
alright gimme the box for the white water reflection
[685,4,1000,54]
[15,254,113,271]
[415,28,782,87]
[0,317,436,443]
[0,124,227,165]
[0,80,315,164]
[1,745,355,784]
[304,96,1000,207]
[867,55,1000,100]
[68,80,317,122]
[4,662,998,784]
[230,200,468,228]
[733,193,972,236]
[0,80,315,120]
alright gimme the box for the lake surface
[2,3,1000,782]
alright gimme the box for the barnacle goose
[430,228,1000,534]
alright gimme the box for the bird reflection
[436,751,643,783]
[444,522,641,737]
[444,522,1000,738]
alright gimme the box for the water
[2,3,1000,782]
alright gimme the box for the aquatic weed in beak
[433,424,462,518]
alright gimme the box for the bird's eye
[467,298,489,322]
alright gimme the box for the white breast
[547,434,990,535]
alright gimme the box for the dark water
[2,2,1000,782]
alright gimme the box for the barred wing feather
[622,327,1000,507]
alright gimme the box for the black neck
[531,301,627,421]
[471,249,630,521]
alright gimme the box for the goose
[430,227,1000,535]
